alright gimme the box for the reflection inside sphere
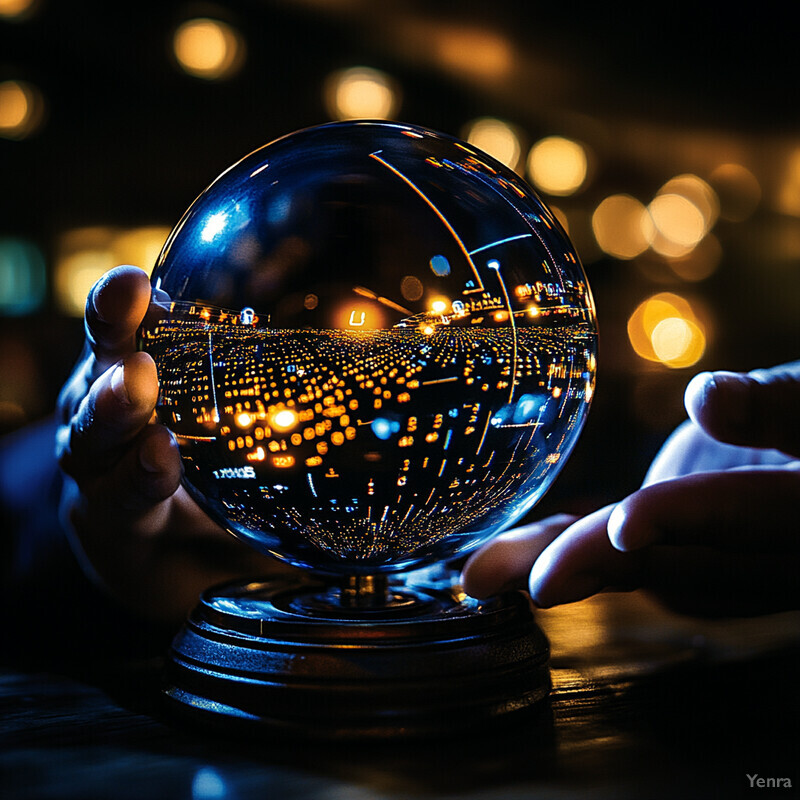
[140,121,598,576]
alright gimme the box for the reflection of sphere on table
[141,120,597,576]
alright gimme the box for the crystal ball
[140,120,597,577]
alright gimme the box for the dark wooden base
[163,574,551,739]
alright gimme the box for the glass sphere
[141,120,597,577]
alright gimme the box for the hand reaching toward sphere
[56,266,285,624]
[463,362,800,617]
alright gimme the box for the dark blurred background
[1,0,798,512]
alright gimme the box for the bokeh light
[709,163,761,221]
[592,194,653,259]
[776,148,800,217]
[55,226,170,316]
[627,292,706,368]
[432,26,513,82]
[0,237,46,315]
[658,174,719,231]
[461,117,521,171]
[527,136,588,196]
[173,18,245,80]
[0,79,45,140]
[324,66,400,120]
[0,0,37,18]
[665,234,722,282]
[647,193,707,257]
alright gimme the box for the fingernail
[608,502,656,551]
[529,570,604,608]
[607,503,628,550]
[90,278,108,323]
[684,371,714,417]
[110,362,130,404]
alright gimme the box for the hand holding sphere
[58,120,597,735]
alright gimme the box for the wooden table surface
[3,591,799,800]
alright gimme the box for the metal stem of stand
[339,575,389,608]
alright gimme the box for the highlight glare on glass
[173,18,245,80]
[527,136,588,196]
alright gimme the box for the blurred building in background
[1,0,798,509]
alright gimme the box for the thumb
[685,361,800,457]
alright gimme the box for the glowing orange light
[592,195,653,259]
[462,117,522,171]
[709,163,761,221]
[648,193,707,256]
[336,301,385,330]
[0,79,45,140]
[527,136,589,196]
[270,409,298,431]
[324,66,400,120]
[235,412,253,428]
[627,292,707,368]
[0,0,37,18]
[247,447,266,462]
[173,18,245,80]
[433,27,513,82]
[272,455,295,468]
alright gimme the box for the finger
[528,512,800,616]
[81,423,183,519]
[642,420,782,486]
[608,467,800,553]
[528,505,646,607]
[460,514,578,598]
[85,265,152,372]
[685,361,800,457]
[60,351,158,477]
